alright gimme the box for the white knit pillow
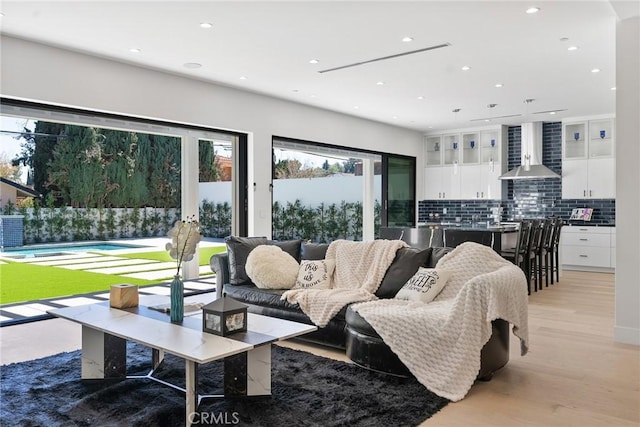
[292,259,335,290]
[394,267,452,303]
[245,245,299,289]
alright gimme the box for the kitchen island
[380,222,519,253]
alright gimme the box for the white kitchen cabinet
[562,158,615,199]
[610,229,616,268]
[424,126,506,200]
[424,166,460,199]
[561,226,615,271]
[459,165,502,199]
[562,117,615,199]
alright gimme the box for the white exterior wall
[0,36,423,239]
[199,175,382,207]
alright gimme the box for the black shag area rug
[0,343,449,426]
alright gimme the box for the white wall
[614,16,640,345]
[199,175,382,207]
[0,36,424,238]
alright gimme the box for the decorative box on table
[109,284,139,308]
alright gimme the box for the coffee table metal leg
[81,326,126,379]
[185,359,198,427]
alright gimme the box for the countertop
[415,222,519,232]
[565,222,616,227]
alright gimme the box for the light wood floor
[1,270,638,426]
[281,270,640,426]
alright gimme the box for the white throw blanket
[282,239,407,327]
[352,242,529,402]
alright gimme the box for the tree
[12,121,66,199]
[0,152,22,182]
[342,158,358,174]
[13,120,181,208]
[47,126,105,207]
[199,140,222,182]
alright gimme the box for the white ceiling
[0,1,623,132]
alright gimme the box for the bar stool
[538,218,555,288]
[549,219,564,284]
[501,220,533,293]
[528,220,544,292]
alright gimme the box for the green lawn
[117,246,227,265]
[0,246,226,305]
[0,263,159,305]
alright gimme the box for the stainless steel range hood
[500,122,561,180]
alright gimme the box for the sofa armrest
[210,252,229,299]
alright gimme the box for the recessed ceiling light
[199,22,213,29]
[495,83,503,88]
[591,68,601,73]
[183,62,202,69]
[353,106,359,109]
[309,59,319,64]
[310,94,317,98]
[526,7,540,14]
[461,65,471,71]
[484,119,491,122]
[239,76,248,80]
[417,96,425,100]
[568,46,579,51]
[392,116,398,119]
[549,111,556,115]
[376,81,385,85]
[402,36,413,42]
[611,87,617,91]
[129,48,141,53]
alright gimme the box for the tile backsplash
[419,122,616,225]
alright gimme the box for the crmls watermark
[189,411,240,425]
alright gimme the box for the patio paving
[0,238,224,327]
[0,276,216,327]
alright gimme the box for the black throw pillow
[225,236,268,284]
[268,239,303,262]
[376,247,433,298]
[300,242,330,260]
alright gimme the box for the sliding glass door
[382,154,416,227]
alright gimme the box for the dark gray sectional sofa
[210,237,510,379]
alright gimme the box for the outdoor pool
[0,243,149,258]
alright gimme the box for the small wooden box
[110,284,139,309]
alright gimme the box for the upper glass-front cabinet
[442,134,460,165]
[563,118,614,160]
[480,130,500,164]
[563,122,588,159]
[588,119,614,158]
[425,135,442,166]
[461,132,480,164]
[426,128,503,168]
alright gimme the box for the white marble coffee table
[48,295,316,427]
